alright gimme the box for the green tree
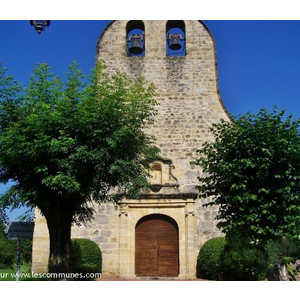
[0,61,159,275]
[193,108,300,278]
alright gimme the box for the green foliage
[0,224,32,268]
[0,61,159,221]
[197,237,226,280]
[0,224,15,267]
[264,238,300,280]
[265,238,300,267]
[12,261,32,274]
[196,235,300,281]
[193,107,300,244]
[20,239,32,264]
[221,239,267,281]
[0,61,159,272]
[287,263,300,281]
[71,238,102,277]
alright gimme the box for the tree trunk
[43,207,74,279]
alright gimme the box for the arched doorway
[135,214,179,277]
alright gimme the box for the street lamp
[30,20,51,34]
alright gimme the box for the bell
[169,36,182,50]
[128,37,144,55]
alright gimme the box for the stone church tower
[32,20,230,279]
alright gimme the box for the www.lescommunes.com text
[0,272,101,280]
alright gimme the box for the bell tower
[91,20,230,278]
[32,20,230,279]
[96,20,229,195]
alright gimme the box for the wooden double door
[135,214,179,277]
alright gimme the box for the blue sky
[1,20,300,220]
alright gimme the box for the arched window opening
[166,20,186,57]
[126,21,145,56]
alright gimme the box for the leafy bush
[0,225,15,268]
[197,237,226,280]
[197,235,300,281]
[221,241,267,281]
[265,238,300,267]
[264,238,300,280]
[0,223,32,268]
[12,261,32,274]
[21,239,33,264]
[71,238,102,278]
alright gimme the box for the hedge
[197,237,226,280]
[71,238,102,276]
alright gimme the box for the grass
[0,268,16,281]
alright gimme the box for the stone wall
[71,203,120,277]
[96,20,229,249]
[97,20,228,191]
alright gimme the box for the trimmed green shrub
[197,237,226,280]
[71,238,102,277]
